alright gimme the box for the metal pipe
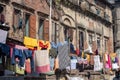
[49,0,52,42]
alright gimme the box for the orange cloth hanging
[54,57,59,70]
[25,59,31,73]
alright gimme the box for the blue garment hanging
[0,43,10,56]
[23,49,34,69]
[11,48,25,67]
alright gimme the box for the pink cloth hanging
[107,54,112,68]
[34,50,50,73]
[15,45,28,50]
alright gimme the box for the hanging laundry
[0,43,10,76]
[81,51,84,58]
[54,56,59,70]
[49,48,57,58]
[38,40,51,50]
[24,36,38,49]
[110,53,117,58]
[11,48,25,67]
[0,43,10,56]
[0,55,5,76]
[107,55,112,68]
[115,57,118,63]
[7,43,15,58]
[25,59,31,73]
[6,58,16,72]
[50,42,63,49]
[76,48,80,56]
[50,42,58,49]
[49,56,54,71]
[58,43,70,69]
[23,49,34,70]
[15,45,28,50]
[105,53,108,62]
[15,63,25,75]
[86,54,90,62]
[95,49,98,55]
[0,29,8,44]
[34,50,50,73]
[94,55,101,71]
[70,42,75,54]
[70,59,77,69]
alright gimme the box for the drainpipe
[102,24,105,75]
[75,8,78,50]
[49,0,52,42]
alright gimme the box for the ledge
[85,9,112,26]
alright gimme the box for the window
[25,13,30,36]
[89,34,93,47]
[64,27,73,41]
[79,31,84,49]
[13,9,22,32]
[94,0,105,9]
[52,22,57,42]
[38,19,44,39]
[104,38,108,52]
[0,5,5,25]
[97,37,100,48]
[38,18,49,41]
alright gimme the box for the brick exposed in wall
[44,20,49,41]
[29,14,36,38]
[107,38,113,53]
[84,40,88,50]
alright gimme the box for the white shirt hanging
[0,29,8,44]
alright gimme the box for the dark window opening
[13,9,22,31]
[25,13,30,36]
[89,34,93,47]
[0,5,5,25]
[97,37,100,48]
[64,27,73,42]
[79,31,84,49]
[38,19,44,39]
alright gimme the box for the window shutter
[29,14,36,38]
[43,20,49,41]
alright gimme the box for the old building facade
[55,0,114,54]
[0,0,113,54]
[0,0,56,42]
[113,0,120,60]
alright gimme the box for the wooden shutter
[29,14,36,38]
[43,20,49,41]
